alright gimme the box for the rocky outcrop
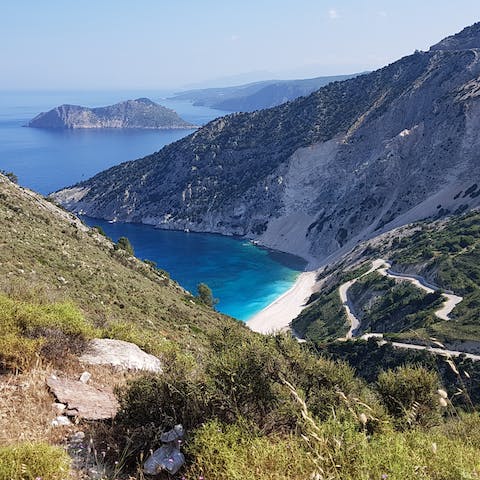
[79,338,163,373]
[46,375,119,420]
[53,23,480,266]
[27,97,195,129]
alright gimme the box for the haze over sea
[0,90,305,320]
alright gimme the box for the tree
[196,283,218,308]
[115,236,134,256]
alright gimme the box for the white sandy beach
[246,270,318,334]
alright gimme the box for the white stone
[79,339,162,373]
[79,371,91,384]
[52,415,72,427]
[53,402,66,412]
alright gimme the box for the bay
[0,90,305,320]
[82,217,306,320]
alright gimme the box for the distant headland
[26,97,196,129]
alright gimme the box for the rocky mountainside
[54,23,480,265]
[170,73,359,112]
[0,173,240,353]
[27,97,195,129]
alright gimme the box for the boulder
[79,339,162,373]
[47,375,119,420]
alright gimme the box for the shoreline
[246,270,318,334]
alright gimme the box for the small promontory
[27,97,195,129]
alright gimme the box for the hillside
[292,211,480,352]
[27,97,195,129]
[169,73,359,111]
[2,181,480,479]
[54,23,480,265]
[0,173,245,356]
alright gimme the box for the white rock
[53,402,66,412]
[79,371,91,384]
[52,415,72,427]
[79,339,162,373]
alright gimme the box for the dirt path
[377,261,463,320]
[339,259,475,359]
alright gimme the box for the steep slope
[54,23,480,265]
[27,98,194,129]
[170,73,359,111]
[0,174,246,354]
[293,210,480,352]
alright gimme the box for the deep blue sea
[0,90,305,320]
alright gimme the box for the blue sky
[2,0,480,89]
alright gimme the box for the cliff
[53,23,480,265]
[27,97,195,129]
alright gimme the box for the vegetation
[3,174,480,479]
[196,282,217,308]
[114,236,134,256]
[0,177,245,357]
[350,272,443,334]
[292,287,347,341]
[0,170,18,183]
[0,442,70,480]
[0,294,97,371]
[376,365,441,428]
[390,211,480,342]
[294,212,480,345]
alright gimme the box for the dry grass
[0,359,139,447]
[0,361,61,445]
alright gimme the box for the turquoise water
[82,217,306,320]
[0,90,306,320]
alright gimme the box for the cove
[81,217,306,321]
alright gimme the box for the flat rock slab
[47,375,119,420]
[79,338,163,373]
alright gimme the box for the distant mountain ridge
[27,97,195,129]
[170,74,361,112]
[54,23,480,266]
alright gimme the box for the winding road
[339,259,480,361]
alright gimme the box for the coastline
[246,270,318,334]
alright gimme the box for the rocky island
[26,97,196,129]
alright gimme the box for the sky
[2,0,480,90]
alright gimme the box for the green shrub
[115,236,134,256]
[0,334,43,372]
[196,282,218,307]
[377,365,441,427]
[0,170,18,184]
[0,294,97,370]
[92,225,108,237]
[0,442,70,480]
[185,420,315,480]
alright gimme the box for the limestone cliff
[53,24,480,265]
[27,98,195,129]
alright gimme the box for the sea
[0,90,306,320]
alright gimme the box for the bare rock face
[53,23,480,266]
[79,339,163,373]
[46,375,119,420]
